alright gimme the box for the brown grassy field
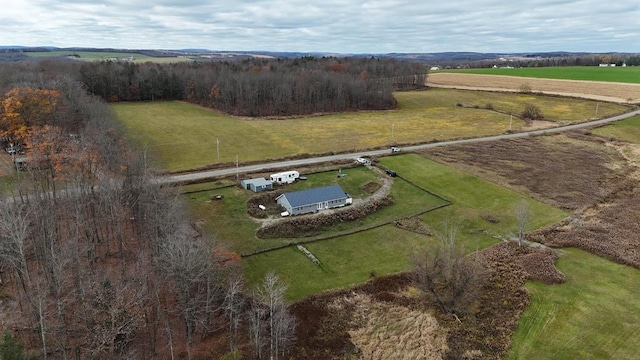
[428,73,640,104]
[420,131,640,267]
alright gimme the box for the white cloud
[0,0,638,52]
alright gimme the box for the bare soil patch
[428,73,640,104]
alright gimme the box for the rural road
[164,109,640,184]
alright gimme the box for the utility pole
[216,137,220,160]
[236,155,239,180]
[391,121,395,144]
[595,103,599,117]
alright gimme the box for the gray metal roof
[283,184,348,207]
[242,178,272,186]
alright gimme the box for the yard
[241,154,568,300]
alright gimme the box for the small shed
[241,178,273,193]
[276,184,352,215]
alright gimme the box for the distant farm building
[240,178,273,193]
[276,184,352,215]
[270,170,300,185]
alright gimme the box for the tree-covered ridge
[79,57,427,117]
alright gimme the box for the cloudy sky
[2,0,638,53]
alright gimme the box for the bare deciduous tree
[413,221,486,318]
[251,272,296,360]
[515,201,530,247]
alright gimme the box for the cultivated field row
[428,72,640,104]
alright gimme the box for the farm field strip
[25,51,193,63]
[113,89,629,172]
[428,72,640,104]
[437,66,640,84]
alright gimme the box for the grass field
[437,66,640,84]
[113,89,627,171]
[506,248,640,360]
[241,154,568,300]
[592,115,640,143]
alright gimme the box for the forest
[78,57,428,117]
[0,60,298,359]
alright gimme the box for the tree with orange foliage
[0,87,61,141]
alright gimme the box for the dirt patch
[420,133,629,210]
[394,216,433,235]
[246,190,284,218]
[428,73,640,104]
[362,181,382,194]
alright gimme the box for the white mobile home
[270,170,300,185]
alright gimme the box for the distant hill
[1,46,637,63]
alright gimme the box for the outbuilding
[240,178,273,193]
[276,184,352,215]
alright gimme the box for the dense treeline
[0,61,296,359]
[79,57,427,117]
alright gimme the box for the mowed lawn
[438,66,640,84]
[592,115,640,143]
[507,248,640,360]
[243,154,569,300]
[112,89,628,171]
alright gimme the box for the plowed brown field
[428,73,640,104]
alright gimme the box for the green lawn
[507,248,640,360]
[186,164,447,255]
[242,154,569,300]
[113,90,628,171]
[592,115,640,143]
[437,66,640,84]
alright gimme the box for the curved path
[164,109,640,184]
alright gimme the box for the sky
[1,0,638,53]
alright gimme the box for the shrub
[521,104,543,120]
[519,83,532,93]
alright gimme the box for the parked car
[6,147,16,155]
[355,157,371,165]
[391,146,401,153]
[385,169,397,177]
